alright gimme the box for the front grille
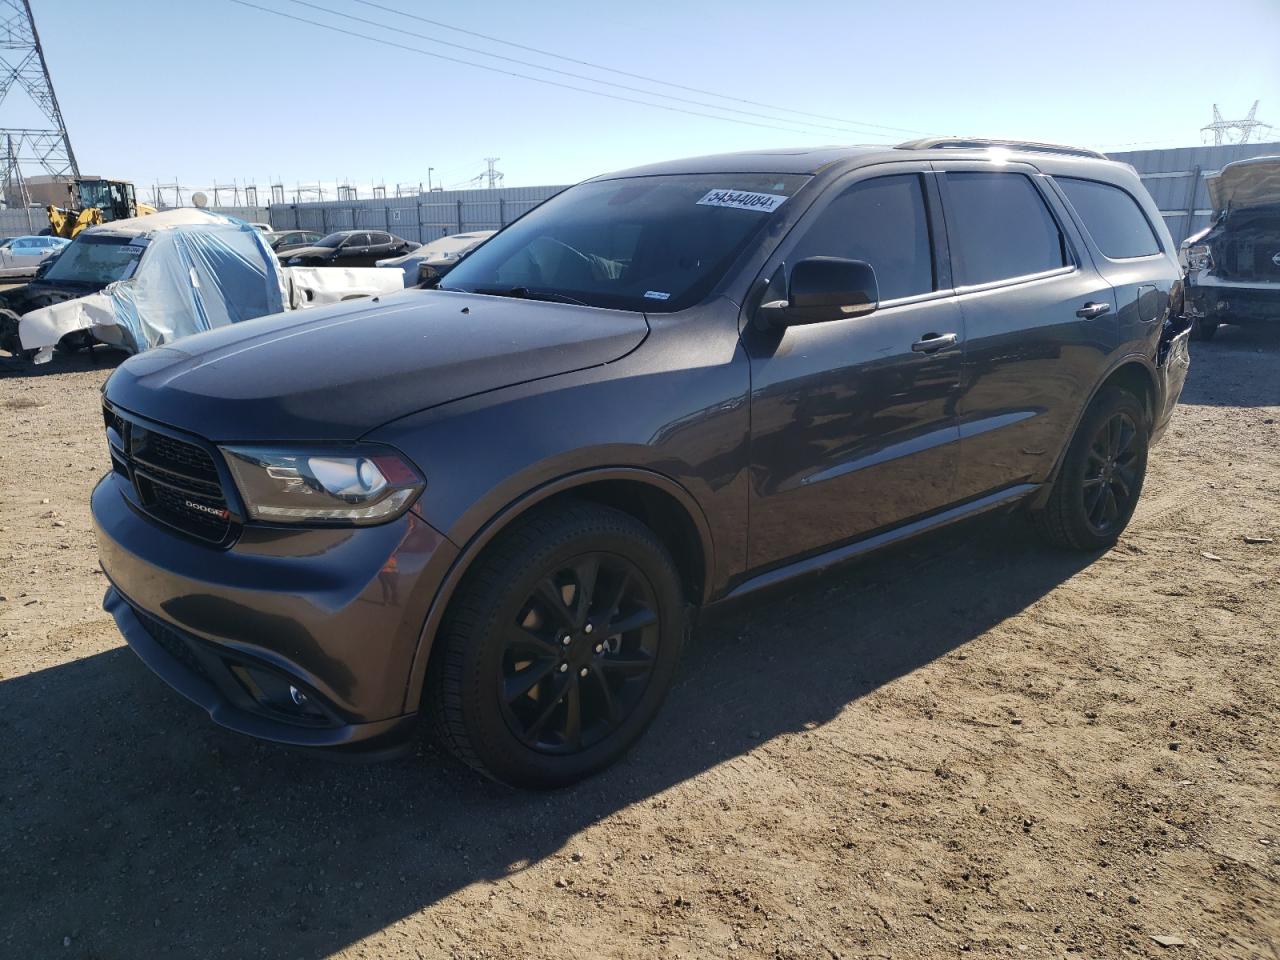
[1251,245,1280,280]
[103,402,236,544]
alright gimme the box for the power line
[286,0,904,139]
[226,0,900,140]
[346,0,926,137]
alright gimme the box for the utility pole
[484,157,504,189]
[1201,100,1272,145]
[0,0,79,206]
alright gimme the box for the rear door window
[943,172,1068,285]
[1056,177,1161,259]
[788,173,935,300]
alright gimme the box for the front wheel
[428,501,686,788]
[1030,386,1149,551]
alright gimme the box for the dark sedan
[285,230,419,268]
[265,230,323,257]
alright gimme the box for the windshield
[314,233,347,248]
[440,173,810,312]
[41,235,144,286]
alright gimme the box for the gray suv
[93,139,1192,787]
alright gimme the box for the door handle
[911,332,959,353]
[1076,301,1111,319]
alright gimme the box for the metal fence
[265,185,569,242]
[0,204,273,239]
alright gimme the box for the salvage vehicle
[1,209,405,362]
[93,140,1191,787]
[1182,155,1280,340]
[265,230,324,256]
[376,229,495,287]
[286,229,420,268]
[0,235,69,278]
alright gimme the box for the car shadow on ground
[1182,321,1280,407]
[0,511,1096,958]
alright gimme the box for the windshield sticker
[696,189,788,213]
[644,290,671,300]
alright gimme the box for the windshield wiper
[472,286,588,306]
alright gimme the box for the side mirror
[759,257,879,327]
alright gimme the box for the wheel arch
[1027,354,1159,509]
[401,467,715,714]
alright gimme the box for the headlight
[220,445,424,525]
[1186,243,1212,272]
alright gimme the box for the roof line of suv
[895,137,1108,160]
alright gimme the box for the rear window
[1057,177,1161,259]
[944,172,1068,285]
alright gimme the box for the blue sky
[16,0,1280,196]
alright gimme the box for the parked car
[265,230,324,257]
[286,229,419,268]
[94,140,1191,787]
[377,230,495,287]
[2,209,406,361]
[0,234,69,278]
[1181,155,1280,340]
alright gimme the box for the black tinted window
[790,174,934,300]
[944,172,1067,285]
[370,232,392,245]
[1057,177,1160,259]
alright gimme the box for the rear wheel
[428,501,685,788]
[1031,386,1149,551]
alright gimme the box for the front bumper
[92,471,457,749]
[1186,280,1280,323]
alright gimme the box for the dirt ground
[1,326,1277,960]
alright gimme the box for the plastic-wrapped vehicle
[1182,155,1280,340]
[0,209,405,363]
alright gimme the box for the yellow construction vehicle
[45,177,156,239]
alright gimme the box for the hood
[104,290,649,442]
[1206,156,1280,213]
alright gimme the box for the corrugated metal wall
[1110,141,1280,246]
[267,185,569,242]
[0,205,271,239]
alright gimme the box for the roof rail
[896,137,1107,160]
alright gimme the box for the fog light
[230,664,332,724]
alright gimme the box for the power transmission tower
[484,157,504,189]
[1201,100,1273,145]
[0,0,78,204]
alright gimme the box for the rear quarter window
[1057,177,1161,259]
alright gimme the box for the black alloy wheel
[1081,410,1141,535]
[429,501,685,788]
[500,553,660,754]
[1030,386,1149,551]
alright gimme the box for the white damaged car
[1182,155,1280,340]
[0,209,406,363]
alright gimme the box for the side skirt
[720,483,1038,603]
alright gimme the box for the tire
[428,501,686,788]
[1190,316,1219,341]
[1030,386,1149,551]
